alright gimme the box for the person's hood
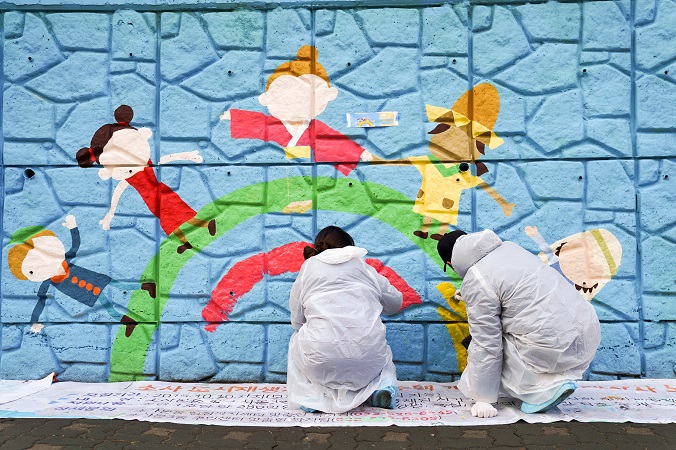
[314,246,368,264]
[450,230,503,278]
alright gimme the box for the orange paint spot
[72,276,78,284]
[86,283,93,291]
[79,280,86,288]
[93,287,101,295]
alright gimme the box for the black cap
[437,230,467,272]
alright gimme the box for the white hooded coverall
[287,246,403,413]
[452,230,601,405]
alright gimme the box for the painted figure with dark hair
[287,226,403,413]
[76,105,216,254]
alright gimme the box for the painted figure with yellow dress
[381,83,515,240]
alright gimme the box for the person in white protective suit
[437,229,601,417]
[287,226,404,413]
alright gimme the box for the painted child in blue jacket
[8,215,155,337]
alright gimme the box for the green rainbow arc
[108,176,460,381]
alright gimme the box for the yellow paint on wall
[436,281,469,371]
[283,146,312,159]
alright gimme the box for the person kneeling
[437,229,600,417]
[287,226,403,413]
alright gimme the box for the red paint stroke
[203,242,422,332]
[365,259,422,311]
[203,241,307,331]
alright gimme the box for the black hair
[303,226,355,260]
[437,230,467,272]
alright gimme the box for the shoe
[372,385,398,409]
[431,233,444,241]
[413,230,428,239]
[208,219,216,236]
[300,406,318,413]
[520,381,577,414]
[121,315,138,338]
[141,282,156,299]
[177,242,193,254]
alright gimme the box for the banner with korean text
[1,380,675,426]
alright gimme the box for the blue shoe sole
[520,381,577,414]
[300,406,318,413]
[372,385,397,409]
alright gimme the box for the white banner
[0,373,53,405]
[0,379,675,426]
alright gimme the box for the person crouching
[437,229,601,417]
[287,226,403,413]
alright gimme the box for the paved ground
[0,419,675,449]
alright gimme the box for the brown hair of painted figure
[303,226,355,260]
[76,105,135,168]
[76,105,215,254]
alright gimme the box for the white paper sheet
[0,379,674,426]
[0,373,53,405]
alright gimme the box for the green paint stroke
[109,176,461,381]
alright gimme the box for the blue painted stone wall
[0,0,675,382]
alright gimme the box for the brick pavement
[0,419,675,449]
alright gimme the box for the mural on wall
[76,105,216,254]
[220,46,375,175]
[385,83,515,240]
[203,241,423,330]
[525,226,623,301]
[1,2,673,383]
[7,215,146,337]
[435,281,470,372]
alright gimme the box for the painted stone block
[0,323,62,379]
[357,8,420,46]
[1,323,157,382]
[2,167,157,328]
[0,2,672,385]
[636,0,676,156]
[639,159,676,294]
[212,363,265,383]
[206,323,265,363]
[426,323,461,378]
[3,12,157,166]
[517,2,580,41]
[644,322,676,378]
[386,323,425,363]
[158,324,218,381]
[473,3,630,160]
[266,324,294,375]
[590,322,641,376]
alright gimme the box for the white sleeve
[365,263,403,315]
[289,268,306,331]
[457,267,503,404]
